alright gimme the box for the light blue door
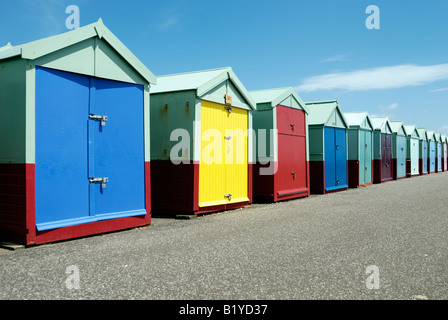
[429,141,436,173]
[422,141,428,174]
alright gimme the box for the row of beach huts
[0,20,446,246]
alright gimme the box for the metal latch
[290,124,295,132]
[291,171,296,179]
[89,177,108,188]
[224,135,232,140]
[336,145,339,150]
[89,114,108,126]
[225,194,232,201]
[225,106,232,114]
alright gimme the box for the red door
[276,106,308,199]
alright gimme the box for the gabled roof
[0,18,156,84]
[343,112,374,130]
[404,125,419,138]
[427,131,436,141]
[390,121,407,136]
[370,116,393,134]
[249,87,308,113]
[434,133,442,142]
[151,67,256,110]
[442,134,447,143]
[417,128,427,140]
[305,100,348,128]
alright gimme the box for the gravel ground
[0,172,447,300]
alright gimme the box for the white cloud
[430,87,448,92]
[437,125,448,134]
[295,63,448,92]
[321,54,347,63]
[159,14,181,30]
[386,103,399,110]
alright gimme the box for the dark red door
[276,106,308,198]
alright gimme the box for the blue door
[324,127,336,190]
[35,67,91,230]
[89,78,146,220]
[35,67,146,231]
[335,128,348,189]
[429,141,436,173]
[324,127,347,191]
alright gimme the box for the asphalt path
[1,172,447,300]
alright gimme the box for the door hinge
[89,114,108,126]
[89,177,109,188]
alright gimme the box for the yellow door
[199,100,249,207]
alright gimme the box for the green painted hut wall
[0,57,27,163]
[150,90,197,161]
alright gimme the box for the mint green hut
[389,121,407,180]
[0,19,156,245]
[416,128,429,175]
[343,112,374,188]
[404,125,420,177]
[250,87,310,202]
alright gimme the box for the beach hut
[0,20,156,245]
[344,112,374,188]
[417,128,429,175]
[306,100,349,194]
[435,133,443,173]
[250,87,310,202]
[404,125,420,177]
[427,131,436,173]
[370,117,393,183]
[444,135,448,172]
[149,67,256,215]
[389,121,407,180]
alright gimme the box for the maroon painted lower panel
[1,162,151,246]
[374,159,393,183]
[253,162,275,202]
[151,160,196,215]
[348,160,360,188]
[34,215,150,245]
[152,160,253,215]
[418,158,428,175]
[0,164,27,244]
[406,159,412,177]
[253,161,309,202]
[309,161,325,194]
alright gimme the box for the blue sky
[1,0,447,134]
